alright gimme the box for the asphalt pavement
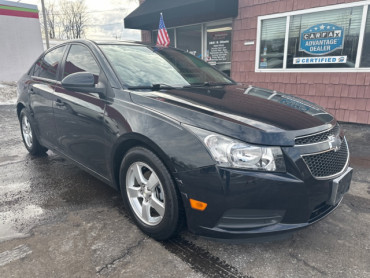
[0,104,369,278]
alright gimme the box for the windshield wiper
[183,82,233,88]
[127,83,178,90]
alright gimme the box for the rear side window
[33,46,66,80]
[63,44,100,83]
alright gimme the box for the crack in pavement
[289,253,328,276]
[96,236,148,275]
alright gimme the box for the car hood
[129,85,336,146]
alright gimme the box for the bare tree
[59,0,88,39]
[45,1,57,39]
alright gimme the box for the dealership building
[125,0,370,125]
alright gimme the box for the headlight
[184,125,286,172]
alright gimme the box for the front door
[53,44,109,179]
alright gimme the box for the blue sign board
[299,23,344,55]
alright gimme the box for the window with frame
[33,45,66,80]
[151,20,233,76]
[206,23,232,75]
[176,25,202,59]
[257,3,370,71]
[287,7,362,68]
[259,17,286,69]
[152,25,202,58]
[361,6,370,67]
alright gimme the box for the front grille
[302,138,348,178]
[295,124,340,145]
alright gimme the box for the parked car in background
[16,40,352,240]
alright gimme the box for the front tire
[119,147,184,240]
[19,108,47,155]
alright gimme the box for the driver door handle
[55,99,65,107]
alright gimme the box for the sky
[17,0,141,41]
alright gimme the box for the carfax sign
[299,23,344,55]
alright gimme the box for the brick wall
[141,30,152,43]
[232,0,370,124]
[139,0,152,43]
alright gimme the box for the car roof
[66,39,150,47]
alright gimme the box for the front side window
[63,44,100,83]
[33,46,66,80]
[287,7,362,68]
[99,44,233,88]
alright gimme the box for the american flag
[156,13,170,47]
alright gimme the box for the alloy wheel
[126,162,165,226]
[22,114,33,149]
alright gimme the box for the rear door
[29,45,67,148]
[53,44,109,179]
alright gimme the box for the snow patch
[0,82,17,105]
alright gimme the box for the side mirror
[61,72,105,96]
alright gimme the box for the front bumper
[175,165,351,239]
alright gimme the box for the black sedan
[16,40,352,240]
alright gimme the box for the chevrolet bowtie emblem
[328,135,342,152]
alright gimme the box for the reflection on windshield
[99,44,234,88]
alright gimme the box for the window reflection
[63,45,100,83]
[287,7,362,68]
[259,17,286,69]
[99,45,233,87]
[176,25,202,59]
[361,6,370,67]
[33,46,66,80]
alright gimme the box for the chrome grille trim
[295,124,340,145]
[301,137,350,180]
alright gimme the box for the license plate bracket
[327,167,353,206]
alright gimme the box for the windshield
[98,44,234,88]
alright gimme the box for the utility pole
[41,0,50,49]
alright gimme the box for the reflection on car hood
[129,85,336,146]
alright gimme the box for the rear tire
[19,108,48,156]
[119,147,184,240]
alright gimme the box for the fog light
[189,199,208,211]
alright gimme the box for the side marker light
[189,199,208,211]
